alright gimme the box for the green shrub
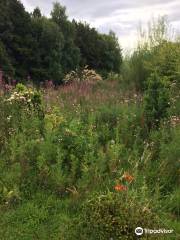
[0,84,45,198]
[143,72,170,130]
[76,191,160,239]
[0,192,74,240]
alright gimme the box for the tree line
[0,0,122,84]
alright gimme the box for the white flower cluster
[170,115,180,127]
[63,66,102,84]
[5,90,34,104]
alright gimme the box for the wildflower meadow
[0,1,179,239]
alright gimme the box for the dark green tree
[74,22,122,75]
[74,21,101,68]
[144,72,170,130]
[51,2,80,74]
[99,31,122,74]
[0,0,32,79]
[0,0,123,84]
[32,7,42,18]
[30,17,64,84]
[51,2,67,24]
[0,40,14,77]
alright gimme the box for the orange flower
[114,184,127,191]
[122,172,134,183]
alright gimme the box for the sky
[21,0,180,51]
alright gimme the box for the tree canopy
[0,1,123,84]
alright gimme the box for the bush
[63,66,102,84]
[76,191,160,239]
[143,72,170,130]
[6,83,43,112]
[0,84,45,198]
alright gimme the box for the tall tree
[0,0,32,79]
[99,31,122,73]
[51,2,80,74]
[30,17,64,84]
[74,22,122,75]
[32,7,42,18]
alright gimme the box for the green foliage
[51,2,81,76]
[0,0,32,79]
[74,22,122,76]
[76,191,159,239]
[32,7,42,18]
[129,46,151,91]
[122,17,180,92]
[30,16,64,83]
[152,127,180,193]
[0,1,122,84]
[51,2,67,24]
[0,9,179,240]
[143,72,170,129]
[6,83,43,114]
[0,192,74,240]
[0,84,44,198]
[0,78,179,238]
[0,41,14,76]
[145,41,180,83]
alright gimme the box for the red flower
[114,184,127,191]
[122,172,134,183]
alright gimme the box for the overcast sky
[21,0,180,51]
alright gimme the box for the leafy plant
[143,72,170,129]
[77,191,160,239]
